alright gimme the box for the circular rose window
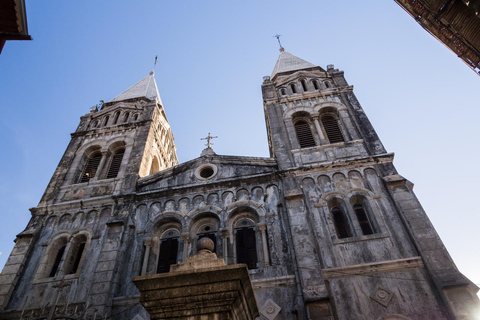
[195,164,218,180]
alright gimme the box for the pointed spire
[110,72,162,105]
[271,51,317,79]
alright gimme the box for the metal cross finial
[151,55,159,74]
[274,34,284,51]
[201,132,218,149]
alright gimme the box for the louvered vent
[321,115,344,143]
[79,153,102,183]
[106,149,125,179]
[294,120,316,148]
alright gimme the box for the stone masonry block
[91,282,111,295]
[398,199,421,211]
[408,218,430,230]
[423,250,453,271]
[413,228,437,240]
[95,260,116,273]
[98,251,118,262]
[5,254,25,265]
[0,274,17,286]
[402,208,424,220]
[0,264,20,275]
[93,271,115,283]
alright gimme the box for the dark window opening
[325,81,331,88]
[294,120,316,148]
[69,241,86,274]
[280,88,286,96]
[321,115,344,143]
[290,83,297,94]
[79,152,102,183]
[313,80,319,90]
[113,112,120,124]
[199,166,214,179]
[236,227,257,269]
[106,149,125,179]
[157,237,179,273]
[102,116,109,126]
[301,79,308,92]
[353,204,375,235]
[332,207,351,239]
[49,245,66,277]
[133,114,139,121]
[123,112,130,123]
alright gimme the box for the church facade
[0,49,478,320]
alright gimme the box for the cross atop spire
[201,133,218,149]
[274,34,284,52]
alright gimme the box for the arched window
[280,88,286,96]
[329,199,353,239]
[106,148,125,179]
[78,152,102,183]
[123,112,130,123]
[290,83,297,94]
[235,219,257,269]
[102,116,109,127]
[324,81,331,88]
[294,120,316,148]
[133,113,139,121]
[149,156,160,175]
[321,114,344,143]
[300,79,308,92]
[353,204,375,235]
[157,229,180,273]
[90,120,98,128]
[65,235,87,275]
[49,243,67,277]
[113,111,120,124]
[312,80,319,90]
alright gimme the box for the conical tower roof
[271,50,317,78]
[110,71,162,104]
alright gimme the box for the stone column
[93,151,108,180]
[181,233,190,261]
[257,222,270,267]
[338,109,357,141]
[313,117,327,145]
[220,228,229,263]
[141,238,152,276]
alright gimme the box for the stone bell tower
[0,71,179,318]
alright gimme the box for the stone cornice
[322,257,423,280]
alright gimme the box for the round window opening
[199,167,214,179]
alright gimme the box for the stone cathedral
[0,48,478,320]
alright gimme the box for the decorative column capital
[181,232,191,242]
[257,222,267,232]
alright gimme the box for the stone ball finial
[197,237,214,252]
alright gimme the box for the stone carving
[260,299,281,320]
[370,287,394,307]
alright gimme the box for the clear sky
[1,1,479,292]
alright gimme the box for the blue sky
[1,1,479,291]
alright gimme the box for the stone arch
[189,212,221,254]
[147,211,184,234]
[222,191,234,206]
[236,188,249,201]
[348,170,364,189]
[192,195,205,209]
[332,172,348,191]
[150,202,162,217]
[178,198,190,215]
[36,232,71,279]
[164,200,176,212]
[312,101,346,114]
[317,175,332,193]
[57,214,72,230]
[206,193,220,206]
[282,105,315,119]
[250,187,264,203]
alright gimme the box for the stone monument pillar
[133,237,259,320]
